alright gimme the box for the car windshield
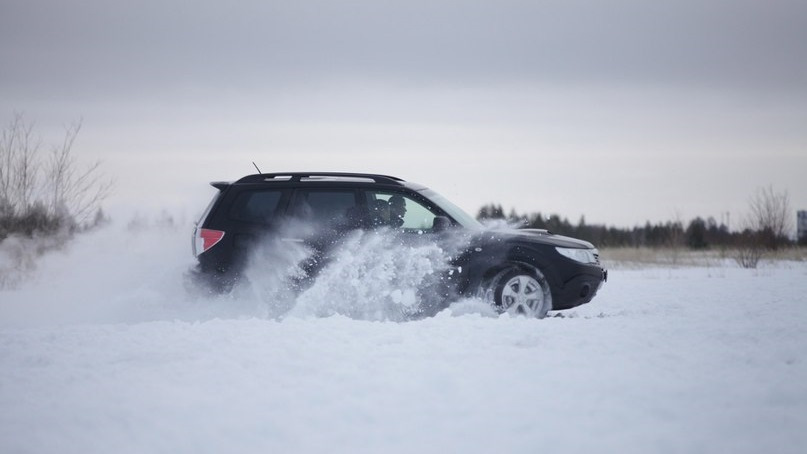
[420,189,483,230]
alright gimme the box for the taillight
[194,228,225,256]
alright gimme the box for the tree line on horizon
[476,201,803,250]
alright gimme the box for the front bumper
[551,267,607,311]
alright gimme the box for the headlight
[555,247,598,264]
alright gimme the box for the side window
[229,190,285,223]
[365,191,441,231]
[292,189,358,226]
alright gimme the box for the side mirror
[432,216,451,233]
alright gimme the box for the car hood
[476,228,595,249]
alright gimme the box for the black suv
[191,172,607,318]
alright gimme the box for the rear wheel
[480,267,552,319]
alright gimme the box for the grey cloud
[2,0,806,100]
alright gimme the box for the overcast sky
[2,0,806,228]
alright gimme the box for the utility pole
[721,211,731,231]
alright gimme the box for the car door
[286,187,363,274]
[362,188,464,311]
[222,187,291,270]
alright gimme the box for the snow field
[1,223,806,453]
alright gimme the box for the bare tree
[732,185,793,268]
[745,185,792,250]
[0,114,112,236]
[0,113,42,215]
[1,114,113,287]
[46,120,113,227]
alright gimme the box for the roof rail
[234,172,406,185]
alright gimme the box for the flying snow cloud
[0,216,491,327]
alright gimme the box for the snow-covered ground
[1,223,806,454]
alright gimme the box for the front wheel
[480,268,553,319]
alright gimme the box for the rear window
[228,190,285,223]
[197,191,221,225]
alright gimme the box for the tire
[481,267,552,319]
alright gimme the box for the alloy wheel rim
[501,275,545,316]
